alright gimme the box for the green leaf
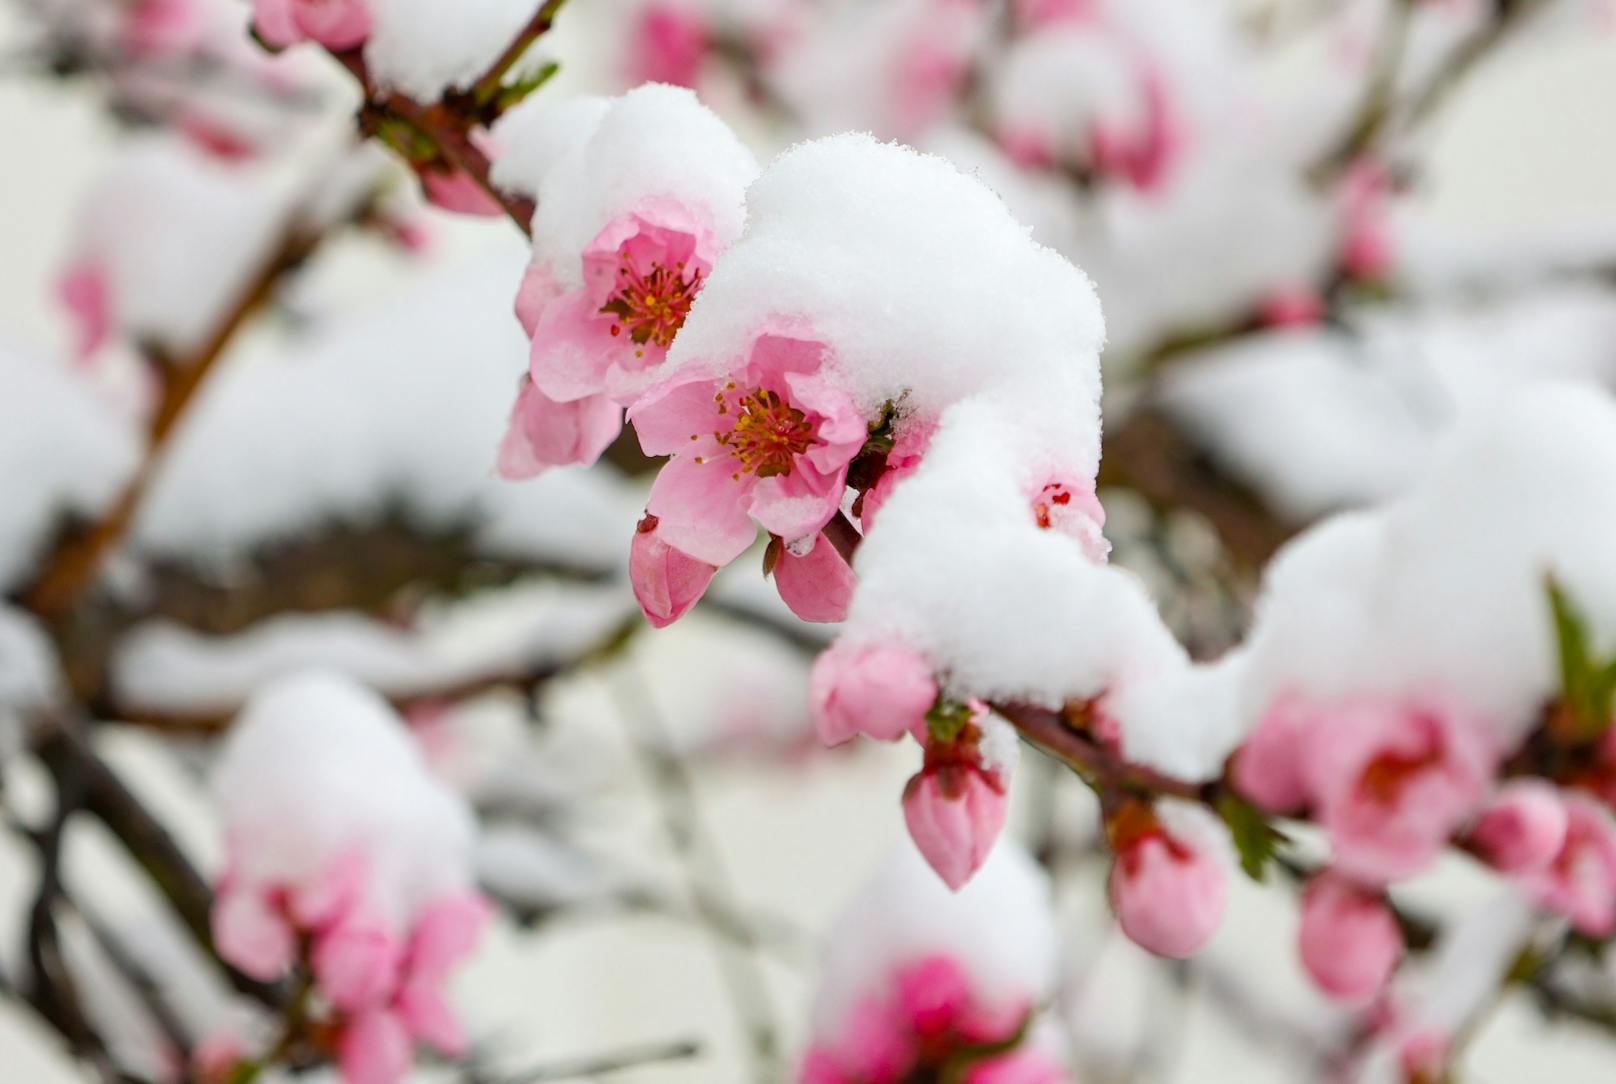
[493,60,562,111]
[1217,793,1284,882]
[925,699,973,745]
[1546,577,1616,740]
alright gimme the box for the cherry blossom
[629,326,866,565]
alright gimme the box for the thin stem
[605,665,783,1081]
[466,0,571,107]
[484,1037,702,1083]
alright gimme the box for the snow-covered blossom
[803,842,1065,1082]
[492,85,757,475]
[1297,873,1404,1003]
[211,672,488,1083]
[1106,800,1229,958]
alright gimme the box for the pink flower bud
[1108,805,1228,959]
[809,639,937,746]
[630,514,717,628]
[212,884,296,981]
[903,765,1008,891]
[420,167,504,218]
[313,918,402,1012]
[1297,873,1403,1003]
[497,379,622,478]
[773,533,856,623]
[1528,793,1616,937]
[1469,781,1568,875]
[337,1009,411,1084]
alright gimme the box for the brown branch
[22,222,324,620]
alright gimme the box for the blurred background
[2,0,1616,1081]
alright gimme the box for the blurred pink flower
[1528,793,1616,937]
[1301,699,1496,884]
[1468,780,1568,875]
[58,260,110,364]
[1297,873,1403,1003]
[628,1,709,88]
[253,0,372,50]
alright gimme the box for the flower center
[600,257,700,354]
[713,384,815,479]
[1032,482,1074,529]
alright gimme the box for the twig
[22,222,324,619]
[605,666,784,1081]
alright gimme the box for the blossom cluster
[208,672,490,1084]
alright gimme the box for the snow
[0,342,138,592]
[132,248,642,572]
[504,84,758,289]
[66,139,298,358]
[810,839,1057,1042]
[213,670,479,928]
[366,0,547,102]
[112,580,632,716]
[668,132,1105,423]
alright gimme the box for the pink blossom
[1397,1029,1451,1084]
[1108,805,1228,958]
[338,1009,411,1084]
[1231,696,1312,814]
[529,199,717,407]
[404,893,493,985]
[903,763,1009,891]
[121,0,208,55]
[630,513,717,628]
[890,0,981,138]
[58,260,110,364]
[809,638,937,746]
[396,982,465,1055]
[1030,477,1107,560]
[1010,0,1097,29]
[252,0,372,50]
[859,421,934,532]
[801,954,1055,1083]
[314,917,403,1012]
[629,1,709,88]
[629,327,866,565]
[1528,792,1616,936]
[1088,71,1181,193]
[496,379,622,478]
[420,167,504,218]
[1468,780,1568,875]
[212,882,296,981]
[1297,873,1403,1003]
[773,533,857,623]
[1301,699,1497,884]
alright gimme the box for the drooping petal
[773,533,856,623]
[644,453,757,566]
[497,381,622,478]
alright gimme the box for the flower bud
[1107,802,1228,958]
[903,764,1008,891]
[1297,873,1402,1003]
[630,514,716,627]
[1469,781,1567,875]
[809,638,936,745]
